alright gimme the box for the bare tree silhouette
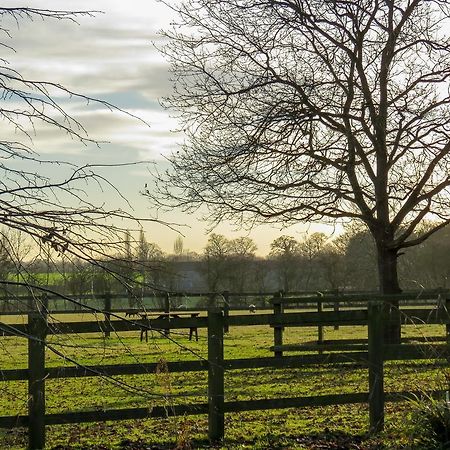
[152,0,450,342]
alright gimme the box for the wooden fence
[1,288,445,315]
[1,292,450,449]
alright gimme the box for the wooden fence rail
[1,288,447,314]
[1,293,450,449]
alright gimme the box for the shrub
[408,392,450,449]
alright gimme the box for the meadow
[0,310,448,449]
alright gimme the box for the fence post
[317,296,323,353]
[208,307,225,443]
[333,290,340,331]
[104,292,112,338]
[164,292,170,337]
[368,299,384,433]
[223,291,230,334]
[334,302,340,330]
[273,291,284,357]
[446,297,450,360]
[28,307,48,450]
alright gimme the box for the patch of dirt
[291,430,383,449]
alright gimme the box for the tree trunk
[376,244,401,344]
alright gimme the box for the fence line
[1,292,450,449]
[1,288,447,312]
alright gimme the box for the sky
[2,0,338,255]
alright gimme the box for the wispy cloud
[0,0,316,252]
[2,0,178,158]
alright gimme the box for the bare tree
[201,233,258,292]
[269,235,303,293]
[202,233,231,291]
[173,236,185,258]
[228,236,257,293]
[153,0,450,341]
[0,7,153,293]
[400,223,450,289]
[340,226,378,291]
[299,232,327,289]
[135,230,166,299]
[319,242,346,291]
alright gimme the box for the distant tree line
[1,222,450,297]
[197,223,450,293]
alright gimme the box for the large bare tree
[153,0,450,340]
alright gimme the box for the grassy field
[0,310,449,449]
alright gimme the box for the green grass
[0,310,449,449]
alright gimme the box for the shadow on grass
[48,431,385,449]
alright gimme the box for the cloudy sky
[3,0,335,255]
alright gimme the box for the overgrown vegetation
[406,392,450,449]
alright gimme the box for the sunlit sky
[5,0,339,255]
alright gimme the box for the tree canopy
[153,0,450,302]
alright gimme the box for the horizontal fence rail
[1,308,449,337]
[1,291,450,449]
[1,288,447,313]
